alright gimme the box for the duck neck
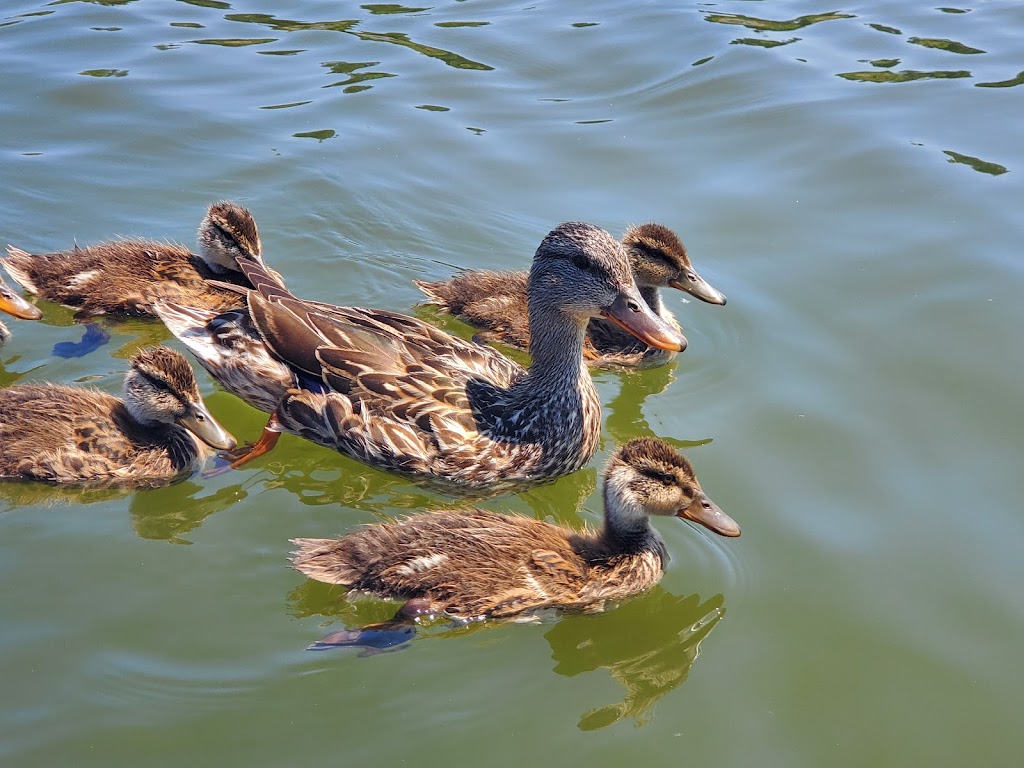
[521,301,592,395]
[639,285,663,318]
[598,474,661,555]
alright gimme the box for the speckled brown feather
[3,201,263,317]
[288,438,731,621]
[158,223,669,490]
[0,347,220,485]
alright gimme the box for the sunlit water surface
[1,1,1022,766]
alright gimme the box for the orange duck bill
[600,291,687,352]
[678,491,741,537]
[0,284,43,321]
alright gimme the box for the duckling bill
[291,437,740,639]
[0,346,235,485]
[0,272,42,345]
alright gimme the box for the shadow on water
[288,579,726,730]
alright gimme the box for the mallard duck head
[0,272,43,322]
[622,223,727,306]
[529,222,687,352]
[605,437,740,537]
[123,346,237,450]
[196,201,262,274]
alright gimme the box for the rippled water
[1,2,1022,765]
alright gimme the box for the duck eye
[641,468,675,484]
[572,254,591,271]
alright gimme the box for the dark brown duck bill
[668,272,727,306]
[0,286,43,320]
[177,402,237,451]
[678,492,741,537]
[601,292,687,352]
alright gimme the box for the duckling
[3,201,264,317]
[155,222,686,490]
[0,346,236,484]
[416,223,726,368]
[0,272,42,345]
[290,437,740,624]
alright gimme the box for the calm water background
[1,1,1022,765]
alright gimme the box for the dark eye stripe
[640,467,675,484]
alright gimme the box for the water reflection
[977,71,1024,88]
[908,37,984,55]
[837,69,971,83]
[704,11,853,32]
[288,581,726,729]
[128,479,249,544]
[0,474,249,543]
[221,11,492,71]
[545,589,726,730]
[943,150,1008,176]
[603,363,712,450]
[0,478,132,512]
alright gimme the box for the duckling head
[528,222,687,352]
[605,437,740,537]
[123,346,237,450]
[622,223,727,306]
[196,201,262,274]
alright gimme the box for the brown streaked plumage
[154,222,687,490]
[416,223,726,368]
[3,201,266,317]
[290,437,740,623]
[0,271,42,346]
[0,346,236,485]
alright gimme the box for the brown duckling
[416,223,726,368]
[290,437,740,624]
[0,271,42,345]
[0,346,236,484]
[3,201,264,317]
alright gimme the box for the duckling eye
[640,468,675,484]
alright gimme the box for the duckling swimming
[416,223,726,368]
[4,201,263,317]
[290,437,740,626]
[0,346,236,484]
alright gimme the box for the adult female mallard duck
[290,437,740,627]
[0,346,236,484]
[3,201,264,317]
[0,272,42,345]
[415,223,726,368]
[154,221,686,490]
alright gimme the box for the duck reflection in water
[546,589,725,730]
[290,582,727,730]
